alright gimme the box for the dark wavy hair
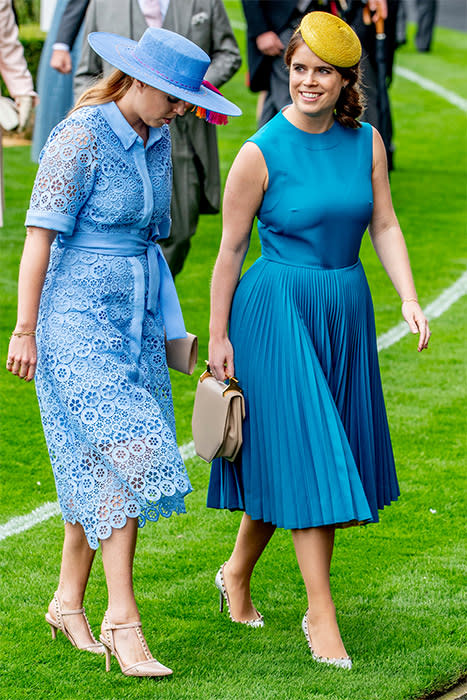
[284,31,365,129]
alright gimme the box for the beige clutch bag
[192,366,245,463]
[165,333,198,375]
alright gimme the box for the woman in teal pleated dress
[207,12,430,668]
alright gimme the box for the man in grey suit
[50,0,90,74]
[415,0,437,52]
[74,0,241,277]
[396,1,438,53]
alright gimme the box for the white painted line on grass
[377,269,467,351]
[2,269,466,543]
[0,501,61,541]
[395,66,467,113]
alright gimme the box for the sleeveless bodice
[247,111,374,269]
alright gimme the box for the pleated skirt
[207,257,400,528]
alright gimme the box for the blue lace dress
[26,101,192,550]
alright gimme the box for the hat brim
[88,32,242,117]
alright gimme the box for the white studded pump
[215,563,264,628]
[302,610,352,670]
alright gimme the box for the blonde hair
[70,69,134,114]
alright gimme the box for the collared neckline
[100,101,163,150]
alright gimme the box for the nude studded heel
[100,612,173,678]
[45,592,104,654]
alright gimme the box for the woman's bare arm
[368,129,430,351]
[209,142,268,378]
[7,227,56,380]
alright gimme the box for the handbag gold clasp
[223,376,242,396]
[201,363,242,395]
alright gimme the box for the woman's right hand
[6,335,37,381]
[208,336,234,381]
[6,227,55,383]
[207,142,266,383]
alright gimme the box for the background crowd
[2,0,442,247]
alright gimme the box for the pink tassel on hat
[192,80,229,125]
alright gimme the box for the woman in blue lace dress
[208,13,430,669]
[6,28,240,678]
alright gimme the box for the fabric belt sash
[57,231,186,340]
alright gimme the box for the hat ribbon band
[130,48,202,92]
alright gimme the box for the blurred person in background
[0,0,35,226]
[414,0,438,52]
[345,0,399,169]
[32,0,89,161]
[49,0,90,74]
[397,0,438,52]
[74,0,241,278]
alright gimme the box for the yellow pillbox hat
[299,12,362,68]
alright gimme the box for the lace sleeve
[26,112,99,234]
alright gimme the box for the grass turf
[0,5,466,698]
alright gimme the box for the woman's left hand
[402,301,431,352]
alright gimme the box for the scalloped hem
[61,489,192,550]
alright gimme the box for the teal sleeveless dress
[207,111,399,529]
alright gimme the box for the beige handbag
[192,366,245,463]
[165,333,198,375]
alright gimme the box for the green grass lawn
[0,4,466,699]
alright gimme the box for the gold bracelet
[401,298,418,304]
[11,330,36,337]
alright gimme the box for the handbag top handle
[201,366,243,397]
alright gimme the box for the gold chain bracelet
[11,330,36,338]
[401,298,418,304]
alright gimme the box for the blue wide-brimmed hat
[88,28,241,119]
